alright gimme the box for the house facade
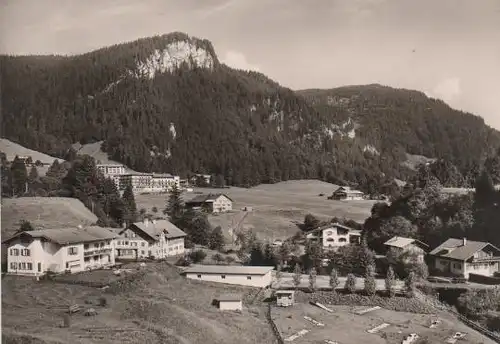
[185,194,233,213]
[3,226,118,276]
[429,238,500,278]
[306,223,362,250]
[214,294,243,311]
[330,186,364,201]
[384,236,429,263]
[183,265,274,287]
[114,219,186,260]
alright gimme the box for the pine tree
[186,213,212,246]
[405,271,416,298]
[385,266,396,298]
[329,268,339,292]
[10,156,28,196]
[345,273,357,294]
[293,263,302,290]
[122,183,137,224]
[364,264,377,296]
[28,166,39,182]
[309,267,317,292]
[165,184,184,225]
[17,220,34,233]
[208,226,225,251]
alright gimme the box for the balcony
[84,248,112,257]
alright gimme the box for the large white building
[182,265,274,287]
[115,219,186,260]
[96,164,180,194]
[3,226,118,276]
[306,223,362,250]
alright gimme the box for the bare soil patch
[271,302,496,344]
[2,262,277,344]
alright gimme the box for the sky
[1,0,500,129]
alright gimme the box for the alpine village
[1,32,500,344]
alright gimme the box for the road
[273,272,405,290]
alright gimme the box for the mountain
[2,32,499,192]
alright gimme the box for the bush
[293,264,302,290]
[457,289,500,319]
[175,257,191,266]
[345,273,357,294]
[309,267,317,292]
[405,271,416,298]
[212,253,224,264]
[329,268,340,292]
[385,266,396,298]
[98,297,107,307]
[364,265,377,296]
[189,249,207,263]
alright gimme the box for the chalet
[115,219,186,260]
[330,186,364,201]
[384,236,429,263]
[306,223,362,250]
[213,294,243,311]
[182,265,274,287]
[185,193,233,213]
[429,238,500,278]
[3,226,118,276]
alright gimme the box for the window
[197,274,202,278]
[10,262,17,269]
[68,247,78,255]
[247,276,252,280]
[141,250,145,255]
[326,238,334,242]
[221,275,226,279]
[21,249,31,256]
[84,244,89,249]
[339,238,347,243]
[94,243,99,248]
[27,263,33,270]
[141,242,145,247]
[10,248,19,256]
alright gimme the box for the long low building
[3,226,118,276]
[182,265,274,287]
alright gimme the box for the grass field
[1,197,98,240]
[136,180,377,241]
[271,302,496,344]
[2,263,277,344]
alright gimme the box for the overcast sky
[1,0,499,129]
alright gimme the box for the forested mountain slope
[2,32,499,191]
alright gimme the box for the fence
[266,303,285,344]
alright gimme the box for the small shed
[213,294,243,311]
[275,290,295,307]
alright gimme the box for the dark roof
[128,220,186,240]
[185,193,233,204]
[429,238,500,261]
[2,226,118,245]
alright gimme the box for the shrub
[364,264,377,296]
[309,267,317,292]
[385,266,396,298]
[98,297,107,307]
[293,264,302,290]
[62,314,71,328]
[457,289,500,319]
[175,256,191,266]
[189,249,207,263]
[212,253,224,264]
[405,271,416,298]
[329,268,340,292]
[225,256,235,264]
[345,273,357,294]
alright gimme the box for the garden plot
[271,302,497,344]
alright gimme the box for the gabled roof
[185,193,233,204]
[384,236,429,249]
[214,294,242,302]
[333,186,364,195]
[128,220,186,241]
[2,226,118,245]
[310,223,361,235]
[182,265,274,275]
[429,238,500,261]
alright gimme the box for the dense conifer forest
[2,32,500,191]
